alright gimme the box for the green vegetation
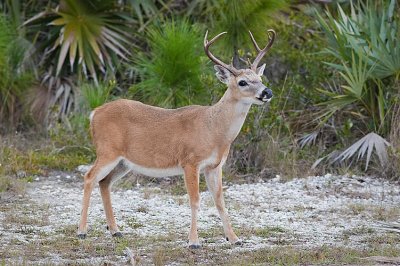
[0,14,33,127]
[188,0,288,61]
[25,0,132,82]
[0,132,92,194]
[130,19,208,107]
[81,80,116,109]
[313,0,400,171]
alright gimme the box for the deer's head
[204,29,275,105]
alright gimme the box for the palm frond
[374,221,400,234]
[333,132,391,170]
[25,0,133,83]
[316,0,400,80]
[298,131,319,148]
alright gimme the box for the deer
[77,29,276,248]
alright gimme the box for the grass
[1,145,91,175]
[125,217,144,229]
[44,238,397,265]
[346,203,400,221]
[0,175,25,194]
[0,133,93,195]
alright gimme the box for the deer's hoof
[77,233,87,239]
[189,244,201,249]
[234,239,243,246]
[226,237,243,245]
[112,232,123,238]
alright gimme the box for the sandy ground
[0,168,399,265]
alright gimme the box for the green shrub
[129,19,208,108]
[316,0,399,133]
[81,80,116,110]
[313,0,399,171]
[0,14,33,129]
[187,0,288,60]
[317,0,400,80]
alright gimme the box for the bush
[81,80,116,110]
[0,14,33,129]
[129,19,209,108]
[313,0,400,171]
[316,0,399,133]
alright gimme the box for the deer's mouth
[256,96,272,102]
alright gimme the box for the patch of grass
[137,242,400,265]
[253,226,286,237]
[153,248,167,266]
[225,246,360,265]
[370,206,400,222]
[137,205,148,213]
[114,237,131,255]
[348,203,367,215]
[236,226,286,239]
[199,227,222,239]
[0,176,25,194]
[342,226,375,240]
[55,224,78,236]
[2,202,50,229]
[126,217,144,229]
[0,135,93,178]
[346,203,400,221]
[363,233,400,246]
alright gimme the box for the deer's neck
[209,89,252,143]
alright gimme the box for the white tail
[78,29,276,248]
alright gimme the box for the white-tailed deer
[78,29,276,248]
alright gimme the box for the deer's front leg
[204,165,241,245]
[183,165,201,249]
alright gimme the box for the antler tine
[250,29,276,71]
[204,30,240,75]
[248,30,261,52]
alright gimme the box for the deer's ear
[214,65,232,84]
[257,64,266,77]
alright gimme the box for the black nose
[261,88,273,99]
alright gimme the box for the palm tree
[24,0,133,120]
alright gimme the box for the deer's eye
[238,80,248,87]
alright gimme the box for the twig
[125,247,137,266]
[360,256,400,264]
[373,221,400,233]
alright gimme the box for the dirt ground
[1,168,400,265]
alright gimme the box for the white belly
[123,158,184,177]
[122,150,218,178]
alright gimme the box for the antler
[204,31,241,76]
[249,29,276,71]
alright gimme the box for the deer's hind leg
[77,156,121,239]
[99,161,131,237]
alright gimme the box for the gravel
[1,169,399,264]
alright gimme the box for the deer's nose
[261,88,273,99]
